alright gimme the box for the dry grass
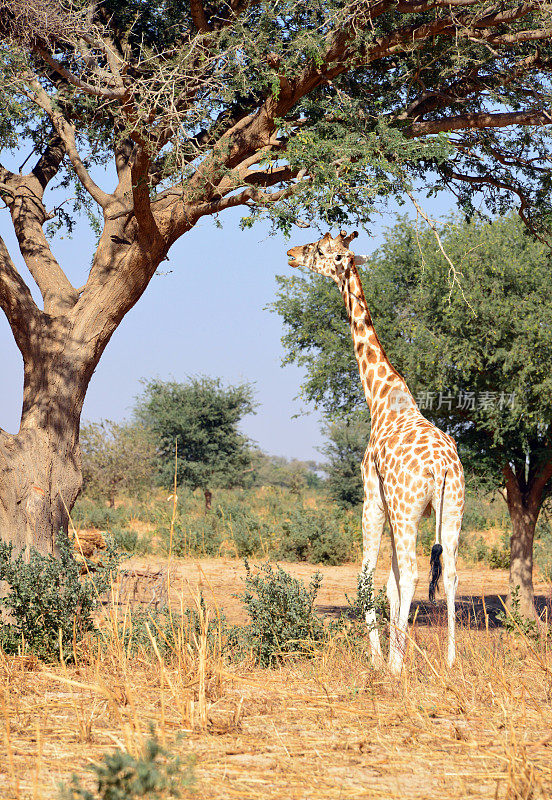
[1,560,551,800]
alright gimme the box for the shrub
[235,560,325,666]
[72,498,130,530]
[535,517,552,583]
[275,509,350,565]
[161,499,270,558]
[0,530,119,661]
[496,586,540,641]
[345,564,389,627]
[59,731,194,799]
[109,527,151,556]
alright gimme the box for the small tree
[320,414,371,508]
[80,420,156,506]
[274,214,552,617]
[135,377,256,509]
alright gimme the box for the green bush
[72,498,130,530]
[59,731,194,799]
[535,516,552,583]
[235,560,325,666]
[488,542,510,569]
[341,564,389,647]
[496,586,540,641]
[0,531,119,661]
[160,499,270,558]
[275,509,350,565]
[109,527,151,556]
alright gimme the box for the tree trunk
[0,427,81,557]
[507,497,538,620]
[503,465,544,620]
[0,320,95,556]
[204,488,212,512]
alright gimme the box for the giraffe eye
[316,247,323,256]
[335,254,343,262]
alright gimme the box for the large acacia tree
[1,0,552,552]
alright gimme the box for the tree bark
[0,326,92,556]
[507,493,538,620]
[502,462,552,620]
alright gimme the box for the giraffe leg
[361,492,386,668]
[386,538,400,661]
[441,517,461,667]
[388,523,418,677]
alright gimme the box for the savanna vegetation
[2,2,552,797]
[2,0,552,552]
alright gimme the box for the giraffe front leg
[361,493,386,669]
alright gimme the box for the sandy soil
[123,554,551,624]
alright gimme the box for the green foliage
[274,214,552,491]
[0,531,119,661]
[157,497,270,558]
[250,450,322,491]
[346,564,388,627]
[58,731,194,799]
[496,586,540,642]
[235,560,325,666]
[155,492,356,565]
[72,499,130,530]
[80,420,157,506]
[535,514,552,583]
[109,527,151,556]
[276,508,351,565]
[319,414,371,507]
[488,535,511,570]
[135,377,256,497]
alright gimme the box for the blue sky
[0,165,454,460]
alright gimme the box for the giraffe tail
[429,469,448,603]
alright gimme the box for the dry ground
[1,557,551,800]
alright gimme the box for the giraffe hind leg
[441,516,461,667]
[388,520,419,677]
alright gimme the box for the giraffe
[287,230,465,676]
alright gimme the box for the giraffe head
[287,230,367,283]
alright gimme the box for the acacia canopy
[1,0,552,549]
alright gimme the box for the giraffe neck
[339,265,415,425]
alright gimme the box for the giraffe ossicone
[287,230,465,676]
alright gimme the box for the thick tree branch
[129,142,164,247]
[0,163,79,314]
[528,458,552,514]
[0,232,41,353]
[410,108,552,136]
[189,1,211,32]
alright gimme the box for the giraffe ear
[353,255,369,265]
